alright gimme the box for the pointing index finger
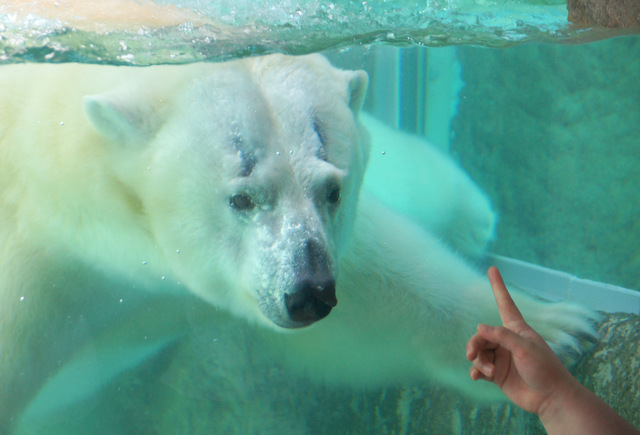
[487,266,525,328]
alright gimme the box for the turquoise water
[2,1,639,434]
[329,38,640,292]
[0,0,632,65]
[453,39,640,292]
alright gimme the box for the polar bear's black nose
[285,277,337,325]
[286,239,337,326]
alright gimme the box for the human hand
[465,266,579,415]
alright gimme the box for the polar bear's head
[84,54,369,329]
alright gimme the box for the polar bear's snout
[285,239,338,326]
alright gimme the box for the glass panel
[1,2,638,434]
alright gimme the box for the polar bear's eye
[327,186,341,205]
[229,193,255,211]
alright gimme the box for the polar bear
[0,54,594,432]
[361,113,496,258]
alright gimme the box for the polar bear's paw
[525,300,600,365]
[447,205,496,258]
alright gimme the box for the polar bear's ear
[347,70,369,115]
[84,94,157,145]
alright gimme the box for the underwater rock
[332,311,640,434]
[568,0,640,28]
[573,311,640,429]
[22,308,638,433]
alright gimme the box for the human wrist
[537,374,583,429]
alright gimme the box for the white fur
[0,54,595,432]
[362,113,496,258]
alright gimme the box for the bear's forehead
[214,102,338,160]
[224,123,332,177]
[182,58,355,179]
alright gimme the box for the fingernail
[482,364,494,376]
